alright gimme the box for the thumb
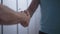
[24,10,30,16]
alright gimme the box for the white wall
[28,5,41,34]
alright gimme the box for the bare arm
[0,4,22,25]
[26,0,40,17]
[0,4,30,27]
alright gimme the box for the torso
[40,0,60,34]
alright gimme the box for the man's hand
[18,11,30,27]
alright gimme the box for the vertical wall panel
[3,0,17,34]
[18,24,28,34]
[3,0,16,11]
[18,0,28,34]
[34,5,41,34]
[27,0,32,7]
[0,0,2,34]
[18,0,28,11]
[3,25,17,34]
[0,25,1,34]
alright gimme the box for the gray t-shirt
[40,0,60,34]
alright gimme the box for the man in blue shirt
[26,0,60,34]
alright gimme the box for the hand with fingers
[18,10,30,27]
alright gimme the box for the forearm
[0,4,22,25]
[27,0,40,17]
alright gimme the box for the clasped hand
[0,4,30,27]
[18,10,30,27]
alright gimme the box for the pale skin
[0,4,30,27]
[0,0,40,27]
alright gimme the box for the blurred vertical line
[26,0,28,7]
[26,0,29,34]
[1,0,3,34]
[1,0,3,4]
[1,25,3,34]
[16,0,18,34]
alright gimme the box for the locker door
[3,0,17,34]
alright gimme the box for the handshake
[17,10,31,27]
[0,4,31,27]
